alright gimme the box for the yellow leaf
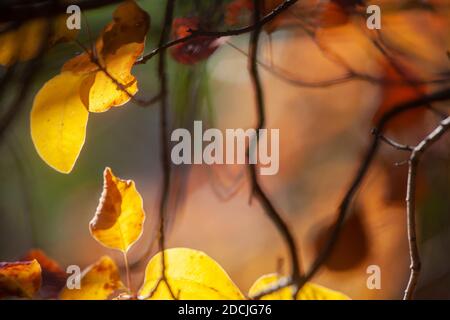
[60,256,124,300]
[82,0,149,112]
[139,248,245,300]
[30,72,89,174]
[0,260,42,299]
[248,274,350,300]
[90,167,145,252]
[0,20,46,65]
[0,16,78,66]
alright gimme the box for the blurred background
[0,0,449,299]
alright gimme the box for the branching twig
[136,0,298,65]
[298,87,450,292]
[403,116,450,299]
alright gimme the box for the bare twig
[298,87,450,291]
[403,116,450,299]
[377,133,414,151]
[247,0,302,298]
[136,0,298,65]
[153,0,177,300]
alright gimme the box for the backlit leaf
[248,273,350,300]
[59,256,124,300]
[77,0,149,112]
[0,260,42,299]
[139,248,244,300]
[30,72,89,174]
[90,167,145,252]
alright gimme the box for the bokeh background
[1,0,449,299]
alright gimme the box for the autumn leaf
[0,260,42,299]
[67,0,149,113]
[59,256,124,300]
[0,17,79,66]
[248,273,350,300]
[170,17,221,65]
[30,0,149,173]
[90,167,145,252]
[22,249,67,299]
[30,71,89,174]
[139,248,245,300]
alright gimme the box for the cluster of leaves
[0,0,383,300]
[30,1,149,174]
[0,167,349,300]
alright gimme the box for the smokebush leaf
[139,248,244,300]
[30,72,89,174]
[0,260,42,299]
[249,273,350,300]
[59,256,124,300]
[90,167,145,252]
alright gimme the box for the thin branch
[377,133,414,151]
[0,0,124,23]
[136,0,299,65]
[247,0,302,298]
[403,116,450,300]
[297,87,450,292]
[73,39,161,108]
[226,41,450,90]
[153,0,177,300]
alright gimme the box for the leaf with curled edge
[89,167,145,252]
[0,260,42,299]
[248,273,350,300]
[138,248,245,300]
[59,256,124,300]
[30,0,149,173]
[66,0,150,112]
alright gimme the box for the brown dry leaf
[0,260,42,299]
[89,167,145,252]
[59,256,124,300]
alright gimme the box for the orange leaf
[0,260,42,299]
[170,17,221,65]
[22,249,67,299]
